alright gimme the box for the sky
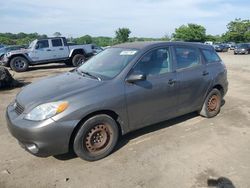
[0,0,249,38]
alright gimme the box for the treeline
[72,35,169,46]
[173,18,250,43]
[1,18,249,47]
[0,32,168,47]
[0,32,48,45]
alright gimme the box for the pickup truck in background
[1,37,101,72]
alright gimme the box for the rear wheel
[10,56,29,72]
[199,88,222,118]
[72,54,85,67]
[73,114,119,161]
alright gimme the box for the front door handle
[46,49,52,51]
[168,79,176,85]
[202,71,209,76]
[59,48,64,50]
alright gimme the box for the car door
[51,38,68,59]
[173,45,212,115]
[125,46,178,130]
[29,39,54,62]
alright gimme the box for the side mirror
[126,73,146,83]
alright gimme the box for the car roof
[113,41,213,50]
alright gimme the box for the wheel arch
[212,84,224,96]
[68,109,123,152]
[9,54,31,65]
[69,49,86,58]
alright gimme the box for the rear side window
[175,46,200,70]
[202,49,221,64]
[52,39,63,47]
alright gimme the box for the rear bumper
[6,103,77,157]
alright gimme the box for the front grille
[14,101,25,115]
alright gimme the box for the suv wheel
[72,54,85,67]
[73,114,119,161]
[10,56,29,72]
[199,88,222,118]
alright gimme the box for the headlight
[6,52,11,57]
[24,101,69,121]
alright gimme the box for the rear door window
[174,46,201,70]
[202,49,221,64]
[52,39,63,47]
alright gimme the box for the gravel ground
[0,50,250,188]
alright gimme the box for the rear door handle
[202,71,209,76]
[46,49,52,51]
[59,48,64,50]
[168,79,176,85]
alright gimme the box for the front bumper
[234,50,247,54]
[6,103,77,157]
[1,56,9,66]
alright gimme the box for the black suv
[6,42,228,161]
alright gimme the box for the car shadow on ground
[27,64,72,72]
[207,177,235,188]
[115,111,199,151]
[0,81,30,91]
[54,111,199,161]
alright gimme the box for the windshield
[237,44,248,48]
[0,48,6,54]
[28,40,36,49]
[78,48,138,80]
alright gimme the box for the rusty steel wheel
[207,94,219,112]
[84,123,113,154]
[73,114,119,161]
[199,88,222,118]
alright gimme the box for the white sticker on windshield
[120,50,137,56]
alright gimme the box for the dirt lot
[0,51,250,188]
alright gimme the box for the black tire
[72,54,85,67]
[73,114,119,161]
[199,88,222,118]
[10,56,29,72]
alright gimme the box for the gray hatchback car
[6,42,228,161]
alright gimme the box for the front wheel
[73,114,119,161]
[199,88,222,118]
[10,56,29,72]
[72,54,85,67]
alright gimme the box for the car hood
[7,48,30,56]
[16,71,103,110]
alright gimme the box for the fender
[7,53,32,65]
[69,49,86,58]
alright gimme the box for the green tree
[223,18,250,42]
[173,24,206,42]
[92,36,113,46]
[53,32,62,37]
[0,32,48,45]
[74,35,93,44]
[115,28,131,43]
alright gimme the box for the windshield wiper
[77,69,101,81]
